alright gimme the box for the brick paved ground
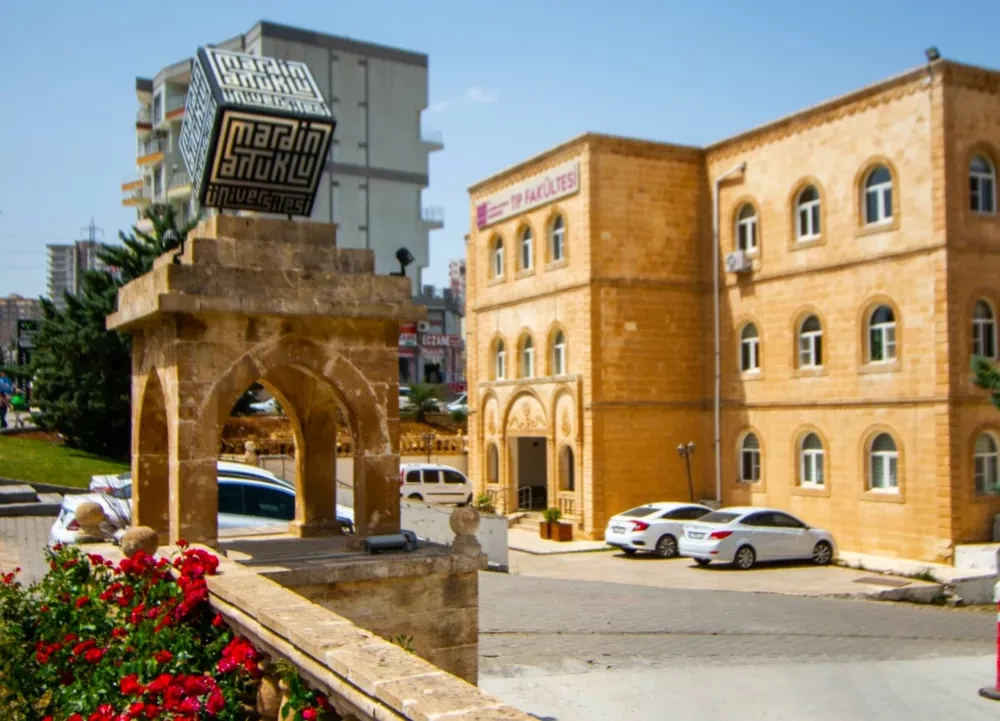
[0,516,54,585]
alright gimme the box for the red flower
[63,633,78,644]
[39,604,50,612]
[316,694,331,710]
[154,649,173,664]
[112,627,129,639]
[178,697,201,714]
[120,673,143,696]
[67,715,82,721]
[302,709,317,720]
[73,639,96,656]
[143,704,162,719]
[145,673,173,695]
[176,538,188,548]
[84,647,105,663]
[206,689,225,714]
[75,595,90,608]
[212,613,224,627]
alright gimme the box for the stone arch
[133,370,169,536]
[503,389,548,435]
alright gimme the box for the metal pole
[684,451,694,502]
[712,163,746,504]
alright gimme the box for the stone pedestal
[108,216,424,547]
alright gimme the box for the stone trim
[250,21,428,67]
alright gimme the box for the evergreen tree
[974,356,1000,410]
[30,205,197,458]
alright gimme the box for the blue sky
[1,0,999,299]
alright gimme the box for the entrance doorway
[511,436,547,510]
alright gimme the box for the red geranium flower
[84,647,105,663]
[75,595,90,608]
[302,709,317,720]
[154,650,173,664]
[120,673,143,696]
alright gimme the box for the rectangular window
[741,450,760,482]
[422,470,441,484]
[443,470,466,485]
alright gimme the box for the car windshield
[696,511,740,524]
[619,506,660,518]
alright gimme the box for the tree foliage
[405,383,439,423]
[30,206,197,458]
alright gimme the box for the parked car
[399,386,412,410]
[677,506,836,570]
[248,397,281,414]
[90,461,287,498]
[54,475,355,546]
[446,393,468,414]
[399,463,473,505]
[604,502,713,558]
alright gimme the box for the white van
[399,463,473,505]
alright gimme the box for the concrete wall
[399,499,509,568]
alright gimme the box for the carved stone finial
[244,440,259,467]
[121,526,160,558]
[74,501,107,539]
[450,506,482,558]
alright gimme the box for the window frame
[797,315,823,369]
[520,334,534,378]
[799,432,825,488]
[973,432,1000,496]
[740,432,761,484]
[491,236,505,279]
[494,339,506,380]
[796,186,821,242]
[740,322,760,374]
[973,299,998,359]
[735,203,759,253]
[863,165,894,226]
[868,433,899,493]
[558,445,575,492]
[519,226,534,271]
[551,330,567,376]
[867,305,897,364]
[486,443,500,484]
[970,154,997,215]
[549,214,566,263]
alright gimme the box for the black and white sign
[179,47,336,216]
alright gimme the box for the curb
[0,478,89,495]
[0,502,62,517]
[508,544,615,556]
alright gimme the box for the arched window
[974,433,999,495]
[491,237,504,279]
[520,335,534,378]
[551,330,566,375]
[970,155,996,214]
[549,215,566,262]
[559,446,575,491]
[798,315,823,368]
[869,433,899,492]
[973,300,997,359]
[864,165,893,225]
[486,443,500,484]
[736,204,758,252]
[494,340,506,380]
[520,226,533,270]
[796,186,821,241]
[740,432,761,483]
[868,305,897,363]
[799,433,825,487]
[740,323,760,373]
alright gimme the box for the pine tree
[30,205,198,458]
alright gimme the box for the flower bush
[0,543,335,721]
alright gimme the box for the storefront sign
[422,348,445,360]
[399,333,418,347]
[400,323,417,334]
[398,347,415,358]
[421,334,461,348]
[476,159,579,229]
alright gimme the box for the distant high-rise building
[0,294,42,363]
[47,220,109,310]
[449,258,466,311]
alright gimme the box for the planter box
[551,522,573,542]
[539,523,552,540]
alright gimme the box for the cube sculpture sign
[179,47,336,216]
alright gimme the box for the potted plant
[541,507,573,541]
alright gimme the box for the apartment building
[123,20,444,290]
[466,58,1000,562]
[400,285,465,388]
[0,294,42,363]
[46,240,109,310]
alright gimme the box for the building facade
[0,294,42,363]
[466,59,1000,562]
[46,240,109,310]
[399,286,465,389]
[123,20,443,291]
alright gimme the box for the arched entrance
[503,392,549,511]
[111,215,424,547]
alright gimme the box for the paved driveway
[508,547,937,597]
[479,572,997,720]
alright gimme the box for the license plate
[611,525,625,533]
[688,532,705,539]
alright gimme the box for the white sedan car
[604,502,713,558]
[678,507,836,570]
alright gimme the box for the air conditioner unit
[417,321,431,332]
[725,250,752,274]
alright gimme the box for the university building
[466,58,1000,562]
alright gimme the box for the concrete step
[510,513,543,532]
[0,500,62,517]
[0,485,38,505]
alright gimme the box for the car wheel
[408,493,423,501]
[622,548,637,556]
[812,540,833,565]
[694,558,711,567]
[733,545,756,570]
[654,534,678,559]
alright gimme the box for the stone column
[353,449,400,538]
[289,406,341,537]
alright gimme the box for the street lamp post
[422,432,434,463]
[677,442,696,502]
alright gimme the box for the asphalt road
[478,573,998,720]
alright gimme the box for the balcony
[121,180,150,208]
[136,107,152,135]
[421,129,444,152]
[422,205,445,230]
[166,169,192,199]
[137,137,167,166]
[165,95,186,121]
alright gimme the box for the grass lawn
[0,435,128,488]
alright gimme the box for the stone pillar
[171,411,219,546]
[289,408,341,537]
[353,450,400,538]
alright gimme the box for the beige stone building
[465,59,1000,562]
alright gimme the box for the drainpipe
[712,162,747,504]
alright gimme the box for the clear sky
[1,0,999,299]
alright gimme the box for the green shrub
[543,507,562,524]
